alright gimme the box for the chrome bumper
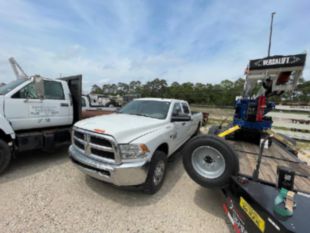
[69,145,150,186]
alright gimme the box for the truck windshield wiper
[133,113,154,118]
[135,113,152,118]
[118,112,155,119]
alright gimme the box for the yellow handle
[218,125,241,138]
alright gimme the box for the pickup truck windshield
[119,100,171,119]
[0,79,27,95]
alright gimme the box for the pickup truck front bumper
[69,145,150,186]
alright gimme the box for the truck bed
[227,140,310,193]
[81,109,115,119]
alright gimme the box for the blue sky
[0,0,309,91]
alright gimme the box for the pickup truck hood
[75,113,166,143]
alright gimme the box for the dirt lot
[0,148,231,233]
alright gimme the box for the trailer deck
[228,140,310,193]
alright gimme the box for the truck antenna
[267,12,276,57]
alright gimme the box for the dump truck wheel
[0,140,11,174]
[183,135,239,188]
[143,151,167,194]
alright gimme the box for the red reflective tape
[223,203,229,214]
[223,203,241,233]
[233,223,241,233]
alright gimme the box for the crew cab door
[181,102,194,137]
[170,102,188,150]
[4,80,44,130]
[42,80,72,127]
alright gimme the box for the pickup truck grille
[72,128,118,163]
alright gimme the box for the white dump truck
[69,98,203,193]
[0,74,82,173]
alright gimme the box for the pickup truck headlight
[119,144,150,160]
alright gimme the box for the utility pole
[267,12,276,57]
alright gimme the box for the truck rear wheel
[183,135,239,188]
[0,139,11,174]
[143,151,167,194]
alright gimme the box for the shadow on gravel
[194,187,234,232]
[0,147,68,184]
[85,149,185,206]
[194,188,226,218]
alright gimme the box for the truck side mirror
[33,76,44,99]
[171,114,191,122]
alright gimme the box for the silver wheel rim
[153,160,165,186]
[191,146,225,179]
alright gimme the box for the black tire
[143,151,167,194]
[0,139,12,174]
[183,135,239,188]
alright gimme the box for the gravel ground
[0,148,232,233]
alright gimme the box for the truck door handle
[60,103,69,107]
[182,122,186,126]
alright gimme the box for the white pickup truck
[0,75,82,174]
[69,98,203,193]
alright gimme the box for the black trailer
[183,133,310,233]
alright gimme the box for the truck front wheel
[143,151,167,194]
[183,135,239,188]
[0,140,12,174]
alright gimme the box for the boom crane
[8,57,28,80]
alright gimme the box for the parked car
[81,95,117,119]
[69,98,203,194]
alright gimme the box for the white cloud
[0,0,308,94]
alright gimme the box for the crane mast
[8,57,28,79]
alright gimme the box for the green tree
[142,78,168,97]
[91,84,103,94]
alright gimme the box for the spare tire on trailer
[183,135,239,188]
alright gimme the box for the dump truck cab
[0,74,82,174]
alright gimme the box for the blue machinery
[220,54,307,141]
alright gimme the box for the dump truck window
[11,82,38,99]
[81,97,86,107]
[0,79,27,95]
[44,80,64,100]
